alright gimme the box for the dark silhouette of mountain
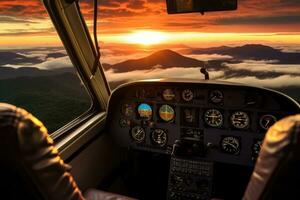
[103,49,206,72]
[46,52,67,59]
[0,66,75,79]
[0,52,42,65]
[189,44,300,64]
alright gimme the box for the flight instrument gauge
[159,104,175,122]
[182,89,194,102]
[221,136,240,155]
[162,89,175,101]
[231,111,250,129]
[121,103,134,117]
[130,126,145,143]
[138,103,152,119]
[151,129,168,146]
[204,109,223,128]
[259,114,277,130]
[209,90,224,104]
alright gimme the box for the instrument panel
[107,79,300,166]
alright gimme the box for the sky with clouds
[0,0,300,47]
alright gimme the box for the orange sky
[0,0,300,47]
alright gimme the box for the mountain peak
[149,49,181,58]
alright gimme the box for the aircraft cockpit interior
[0,0,300,200]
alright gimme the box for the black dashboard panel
[106,79,300,166]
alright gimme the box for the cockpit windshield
[79,0,300,102]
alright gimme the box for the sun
[121,30,168,45]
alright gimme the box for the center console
[167,140,214,200]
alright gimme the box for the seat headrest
[244,114,300,200]
[0,103,84,200]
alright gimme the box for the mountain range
[1,44,300,80]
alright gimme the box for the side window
[0,1,92,133]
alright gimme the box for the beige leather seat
[244,114,300,200]
[0,103,135,200]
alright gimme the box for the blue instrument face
[138,103,152,119]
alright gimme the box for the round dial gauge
[231,111,250,129]
[162,89,175,101]
[121,103,134,117]
[119,118,130,127]
[137,103,152,119]
[182,89,194,102]
[221,136,240,155]
[130,126,145,143]
[252,140,263,160]
[209,90,224,104]
[204,109,223,128]
[151,129,168,146]
[260,114,277,130]
[159,104,175,122]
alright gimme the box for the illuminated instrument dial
[162,89,175,101]
[130,126,145,143]
[260,114,277,130]
[209,90,224,104]
[119,118,130,127]
[137,103,152,119]
[204,109,223,128]
[151,129,168,146]
[182,89,193,102]
[159,104,175,122]
[231,111,250,129]
[252,139,263,160]
[221,136,240,155]
[121,103,134,117]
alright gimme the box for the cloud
[187,54,233,61]
[105,66,224,82]
[215,15,300,25]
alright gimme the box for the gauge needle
[265,119,270,127]
[224,142,237,149]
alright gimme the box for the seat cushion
[84,189,137,200]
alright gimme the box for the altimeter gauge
[221,136,240,155]
[151,129,168,146]
[204,109,223,128]
[259,114,277,130]
[231,111,250,129]
[131,126,146,143]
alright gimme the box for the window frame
[42,0,111,157]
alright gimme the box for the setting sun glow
[121,30,168,45]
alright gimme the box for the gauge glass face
[119,118,130,127]
[221,136,240,155]
[210,90,224,104]
[159,104,175,122]
[231,111,250,129]
[182,89,194,102]
[260,114,277,130]
[162,89,175,101]
[204,109,223,127]
[131,126,145,143]
[151,129,167,146]
[137,103,152,119]
[122,103,134,117]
